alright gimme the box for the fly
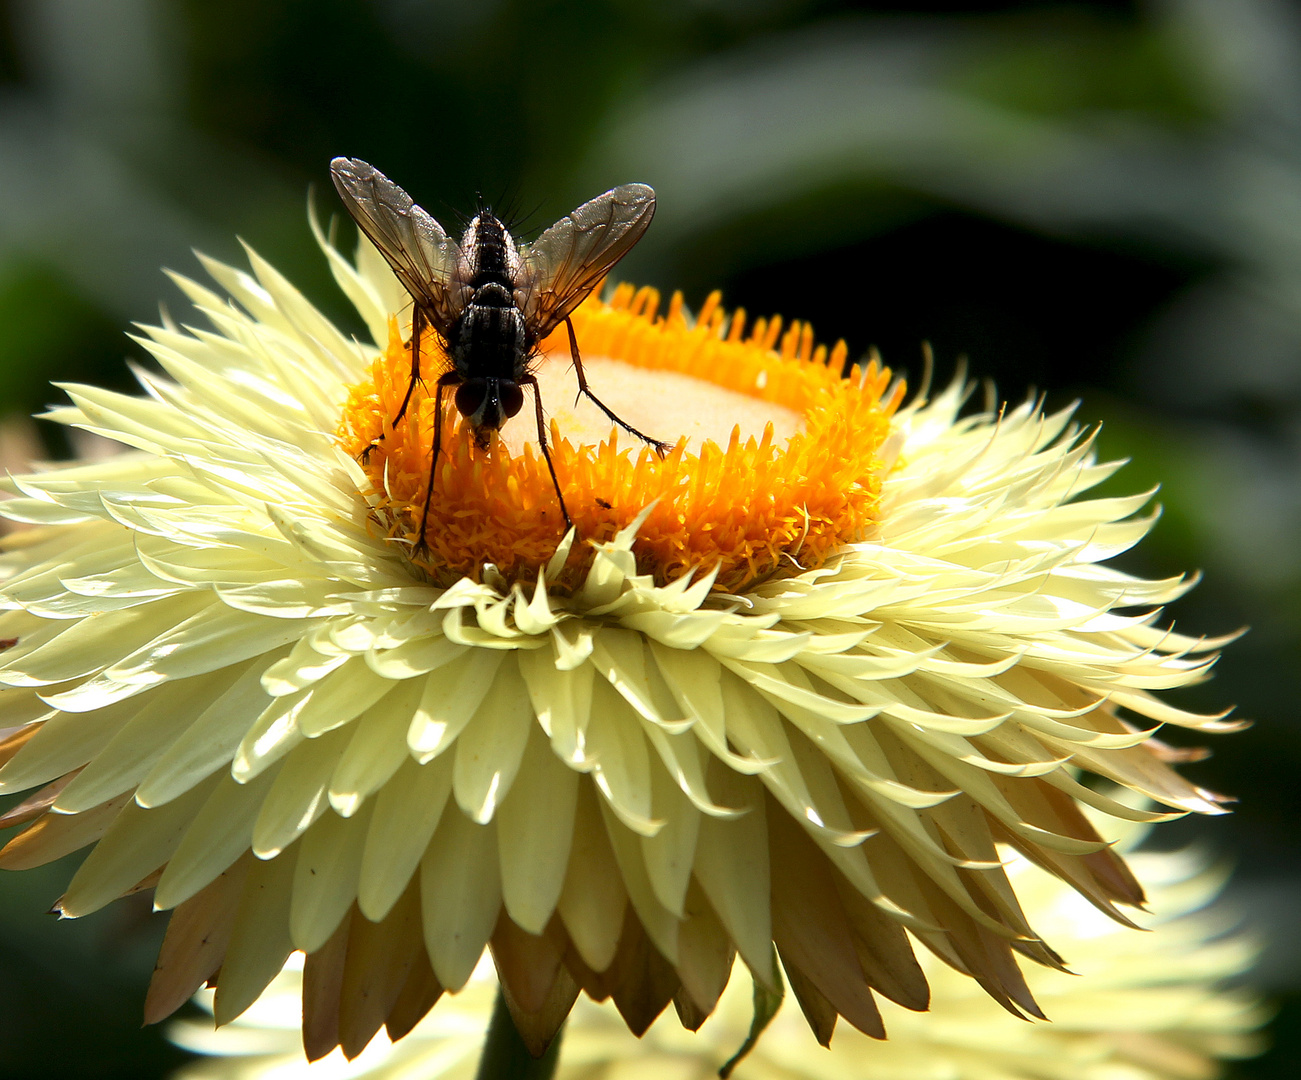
[329,157,669,544]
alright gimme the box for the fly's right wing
[330,157,469,328]
[518,183,655,335]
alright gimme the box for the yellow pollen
[339,284,902,592]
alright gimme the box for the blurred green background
[0,0,1296,1076]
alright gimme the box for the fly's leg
[413,371,460,556]
[395,304,428,427]
[519,373,573,530]
[362,304,428,463]
[566,317,671,456]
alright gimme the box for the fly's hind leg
[361,304,429,463]
[565,317,671,457]
[519,374,573,530]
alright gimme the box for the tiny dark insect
[330,157,670,544]
[595,498,613,509]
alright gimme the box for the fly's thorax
[449,211,532,383]
[450,283,530,381]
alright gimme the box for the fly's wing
[518,183,655,335]
[330,157,468,328]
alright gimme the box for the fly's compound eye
[455,380,487,419]
[500,382,525,419]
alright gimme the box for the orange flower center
[339,285,902,593]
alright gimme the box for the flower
[167,839,1267,1080]
[0,213,1242,1058]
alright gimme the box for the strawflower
[168,839,1267,1080]
[0,213,1242,1058]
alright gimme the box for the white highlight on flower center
[498,354,805,457]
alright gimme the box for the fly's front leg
[520,374,573,530]
[395,303,428,427]
[566,317,671,457]
[414,371,460,555]
[361,304,429,463]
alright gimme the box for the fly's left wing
[518,184,655,335]
[330,157,469,329]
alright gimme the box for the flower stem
[473,990,565,1080]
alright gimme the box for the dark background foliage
[0,0,1295,1075]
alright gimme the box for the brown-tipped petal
[0,770,78,828]
[1010,935,1067,972]
[384,948,443,1044]
[161,829,1269,1077]
[1,793,129,872]
[339,881,424,1059]
[144,856,249,1025]
[989,820,1145,929]
[859,826,969,974]
[490,913,566,1015]
[122,866,165,897]
[832,873,930,1011]
[606,911,680,1036]
[672,987,709,1031]
[929,796,1041,942]
[561,941,613,1003]
[1030,783,1147,907]
[302,913,350,1062]
[768,801,884,1038]
[1143,736,1212,763]
[1079,844,1146,908]
[779,954,839,1047]
[923,885,1045,1021]
[498,963,580,1058]
[676,879,735,1015]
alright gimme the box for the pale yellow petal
[518,642,596,769]
[213,849,297,1026]
[451,661,533,824]
[56,671,239,813]
[155,768,281,910]
[252,725,352,858]
[328,677,428,817]
[558,782,628,973]
[692,764,772,984]
[358,754,453,923]
[136,658,274,808]
[407,650,503,761]
[290,801,371,953]
[496,722,579,935]
[61,774,219,917]
[420,811,501,991]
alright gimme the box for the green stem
[473,990,565,1080]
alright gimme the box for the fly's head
[456,377,525,447]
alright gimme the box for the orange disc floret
[338,286,902,593]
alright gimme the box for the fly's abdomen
[467,213,512,288]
